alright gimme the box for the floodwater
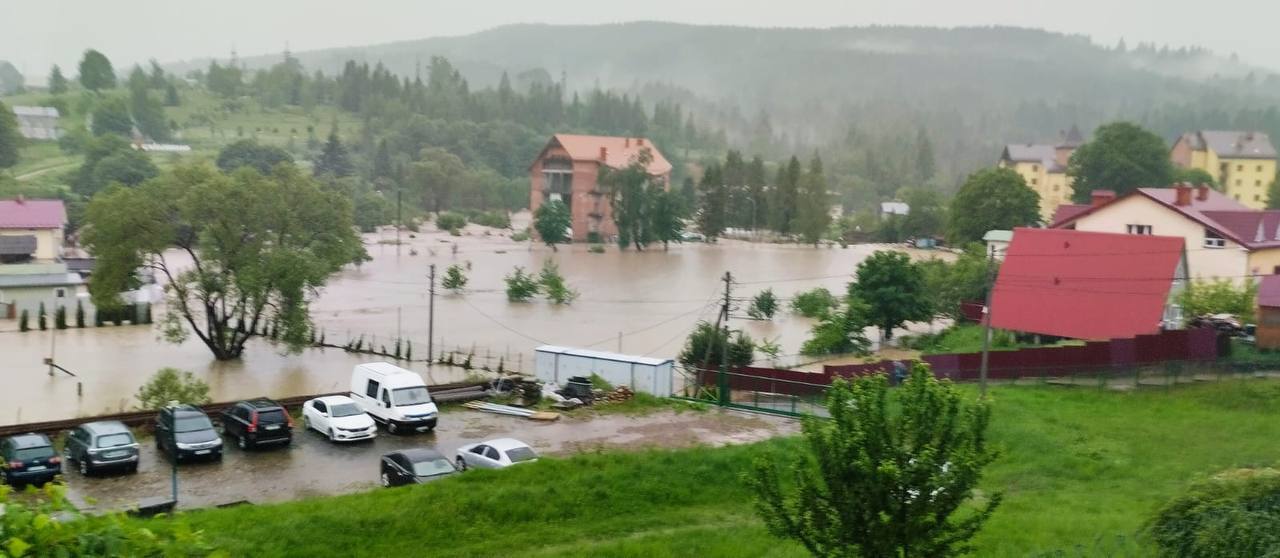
[0,214,950,425]
[62,407,798,511]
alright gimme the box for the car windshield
[14,447,54,460]
[257,409,286,424]
[393,386,431,406]
[330,403,362,417]
[506,446,538,462]
[175,416,213,432]
[96,433,133,448]
[412,458,456,477]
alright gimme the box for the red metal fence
[710,328,1224,397]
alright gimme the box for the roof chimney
[1174,184,1192,206]
[599,146,608,161]
[1196,184,1210,201]
[1090,190,1116,208]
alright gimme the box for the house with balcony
[0,198,84,319]
[529,134,672,242]
[1170,130,1277,209]
[997,126,1083,221]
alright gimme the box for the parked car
[349,362,439,433]
[220,398,293,450]
[455,438,538,470]
[302,395,377,442]
[379,448,458,487]
[1,433,61,486]
[64,421,139,476]
[155,404,222,461]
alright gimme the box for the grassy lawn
[136,379,1280,557]
[909,324,1084,355]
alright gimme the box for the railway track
[0,381,489,437]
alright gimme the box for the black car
[380,448,457,487]
[220,398,293,450]
[155,405,222,461]
[1,433,61,486]
[64,421,140,476]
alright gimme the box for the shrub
[588,244,606,254]
[790,287,839,318]
[470,211,511,229]
[135,367,212,410]
[539,259,578,304]
[747,288,779,320]
[75,299,86,328]
[19,308,29,332]
[442,264,468,292]
[678,321,755,370]
[436,212,467,233]
[505,266,540,302]
[511,230,530,242]
[38,302,47,330]
[55,304,67,329]
[1148,468,1280,557]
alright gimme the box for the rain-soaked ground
[59,407,798,512]
[0,214,951,425]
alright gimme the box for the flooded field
[61,407,798,511]
[0,217,951,425]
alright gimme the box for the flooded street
[0,216,950,425]
[63,407,798,511]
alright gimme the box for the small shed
[534,346,675,397]
[1256,275,1280,349]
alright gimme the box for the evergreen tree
[148,59,166,89]
[313,125,354,177]
[795,153,831,245]
[129,70,170,141]
[747,155,769,230]
[915,127,936,182]
[697,162,728,240]
[164,83,180,106]
[75,300,86,328]
[770,156,802,234]
[679,176,697,214]
[78,49,117,91]
[0,100,21,169]
[90,97,133,137]
[372,138,393,180]
[48,65,69,95]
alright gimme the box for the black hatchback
[221,398,293,450]
[64,421,140,476]
[380,448,457,487]
[1,433,61,486]
[155,405,223,462]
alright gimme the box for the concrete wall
[1070,195,1248,282]
[0,286,88,321]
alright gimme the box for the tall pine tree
[795,154,831,246]
[314,125,354,178]
[770,156,802,234]
[48,65,68,94]
[697,163,728,241]
[0,100,21,169]
[915,127,936,183]
[747,155,768,231]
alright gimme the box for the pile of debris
[598,385,634,403]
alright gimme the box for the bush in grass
[1148,468,1280,557]
[135,367,212,410]
[505,266,540,302]
[747,288,779,320]
[435,212,467,233]
[790,287,839,318]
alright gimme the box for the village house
[1053,184,1280,284]
[0,198,85,319]
[1171,130,1277,209]
[997,126,1082,221]
[990,228,1187,340]
[11,105,61,141]
[529,134,672,242]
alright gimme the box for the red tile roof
[541,134,672,175]
[0,199,67,229]
[990,228,1185,340]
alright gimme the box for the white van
[349,363,439,433]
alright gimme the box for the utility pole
[617,331,622,353]
[696,271,733,403]
[427,264,436,365]
[396,184,402,257]
[977,244,996,397]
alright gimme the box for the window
[1052,184,1059,192]
[1238,164,1244,171]
[365,380,379,399]
[1236,179,1243,186]
[313,401,327,414]
[380,389,391,407]
[54,288,65,298]
[470,445,487,455]
[1256,194,1262,201]
[484,447,501,460]
[1032,164,1039,172]
[1204,229,1226,248]
[1126,224,1153,235]
[1030,178,1038,185]
[1259,165,1264,172]
[1258,180,1264,187]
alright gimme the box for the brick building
[529,134,672,242]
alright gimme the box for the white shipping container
[534,345,675,397]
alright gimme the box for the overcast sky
[3,0,1277,80]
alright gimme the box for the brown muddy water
[0,217,950,425]
[59,408,798,511]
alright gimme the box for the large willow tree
[83,163,366,360]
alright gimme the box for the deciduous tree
[442,264,468,292]
[751,364,1000,557]
[90,96,133,137]
[78,49,117,91]
[649,188,684,250]
[533,199,571,249]
[0,100,21,169]
[1068,121,1174,202]
[603,149,655,250]
[216,139,294,174]
[851,250,932,340]
[678,321,754,370]
[83,163,366,360]
[948,167,1039,244]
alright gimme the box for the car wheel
[78,458,89,476]
[380,472,391,487]
[237,435,248,450]
[387,421,399,434]
[456,457,467,471]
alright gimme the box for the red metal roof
[539,134,673,176]
[0,199,66,229]
[1051,203,1089,225]
[990,228,1185,340]
[1259,275,1280,308]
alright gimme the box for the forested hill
[170,22,1280,194]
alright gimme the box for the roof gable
[990,228,1184,340]
[537,134,673,176]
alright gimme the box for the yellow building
[998,126,1082,221]
[1052,185,1280,285]
[1171,130,1277,209]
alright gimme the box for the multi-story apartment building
[1171,130,1277,209]
[997,126,1082,221]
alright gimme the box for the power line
[458,297,549,346]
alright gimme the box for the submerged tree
[603,149,655,250]
[533,199,571,249]
[750,364,1000,557]
[83,163,366,360]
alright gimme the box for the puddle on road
[64,408,797,512]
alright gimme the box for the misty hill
[172,23,1280,192]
